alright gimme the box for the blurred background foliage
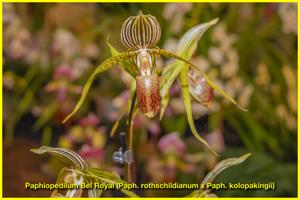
[3,3,297,197]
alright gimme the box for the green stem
[125,92,137,183]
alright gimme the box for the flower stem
[125,92,137,183]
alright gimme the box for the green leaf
[119,188,139,197]
[159,94,169,120]
[62,51,139,123]
[177,18,219,57]
[160,18,219,118]
[187,153,251,197]
[180,63,219,157]
[31,146,88,171]
[201,153,251,185]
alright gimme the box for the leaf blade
[201,153,251,185]
[187,153,251,197]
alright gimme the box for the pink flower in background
[163,3,192,34]
[83,42,99,59]
[108,111,119,122]
[278,3,297,34]
[158,132,186,156]
[262,3,277,20]
[51,29,80,59]
[165,107,173,117]
[56,87,68,102]
[79,144,104,160]
[133,114,146,129]
[79,113,100,126]
[205,129,225,153]
[72,57,92,79]
[184,163,196,173]
[169,82,181,96]
[163,165,177,182]
[148,122,161,136]
[53,63,75,81]
[112,90,130,108]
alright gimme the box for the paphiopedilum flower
[62,11,246,156]
[157,132,186,156]
[188,68,214,107]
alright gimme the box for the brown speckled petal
[136,74,160,118]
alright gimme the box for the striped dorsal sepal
[121,11,161,50]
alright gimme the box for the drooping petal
[62,51,140,123]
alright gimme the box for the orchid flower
[62,11,246,156]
